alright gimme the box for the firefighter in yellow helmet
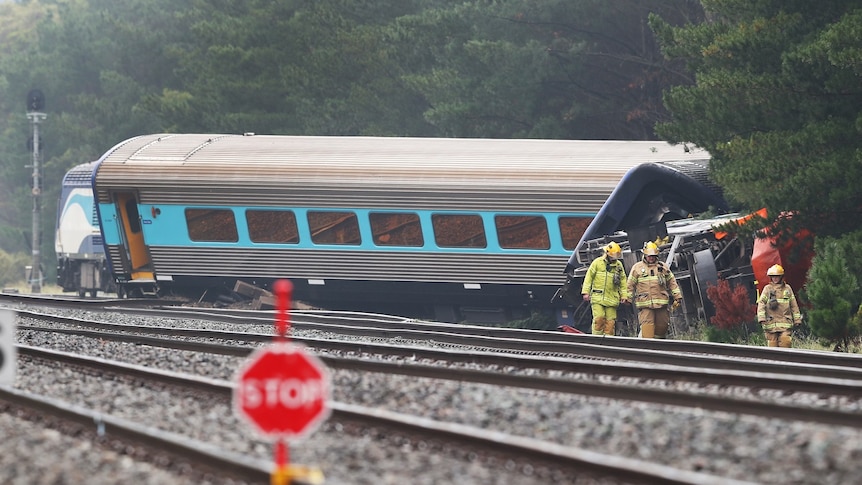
[626,241,682,339]
[581,241,629,335]
[756,264,802,347]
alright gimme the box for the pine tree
[649,2,862,240]
[806,240,861,351]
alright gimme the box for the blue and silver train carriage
[55,161,115,297]
[89,133,722,323]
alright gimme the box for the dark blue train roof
[62,161,98,187]
[565,160,729,271]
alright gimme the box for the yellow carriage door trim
[115,192,154,279]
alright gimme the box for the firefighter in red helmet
[757,264,802,347]
[581,241,629,336]
[626,241,682,339]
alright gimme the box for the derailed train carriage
[86,133,725,323]
[563,206,814,333]
[561,214,757,333]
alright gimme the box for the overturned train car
[90,133,722,323]
[561,214,755,333]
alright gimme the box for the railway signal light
[27,89,45,112]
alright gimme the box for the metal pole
[27,111,46,293]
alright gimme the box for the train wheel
[692,249,719,321]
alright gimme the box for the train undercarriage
[555,214,758,333]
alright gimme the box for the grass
[3,281,64,295]
[672,318,861,353]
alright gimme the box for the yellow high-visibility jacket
[581,256,628,306]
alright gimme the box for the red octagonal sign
[234,343,331,439]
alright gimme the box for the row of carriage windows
[185,209,591,251]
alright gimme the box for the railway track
[11,346,747,485]
[4,294,862,483]
[7,290,861,370]
[15,311,862,422]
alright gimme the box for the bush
[505,311,558,331]
[706,278,756,329]
[703,323,759,344]
[0,250,31,287]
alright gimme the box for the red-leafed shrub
[706,278,756,330]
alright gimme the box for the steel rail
[18,308,862,381]
[18,344,862,428]
[13,346,754,485]
[18,323,862,401]
[133,305,862,369]
[0,385,271,482]
[6,293,862,369]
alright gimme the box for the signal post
[25,89,46,293]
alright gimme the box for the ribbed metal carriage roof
[94,134,710,210]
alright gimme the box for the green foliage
[805,237,862,350]
[399,0,704,139]
[703,323,760,345]
[0,0,191,260]
[503,311,557,331]
[0,249,30,287]
[0,0,708,263]
[650,1,862,239]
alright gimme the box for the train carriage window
[369,212,423,247]
[186,209,239,242]
[308,211,361,245]
[432,214,486,248]
[495,215,550,249]
[559,217,592,250]
[247,210,299,244]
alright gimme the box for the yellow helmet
[767,264,785,276]
[604,241,622,260]
[643,241,659,256]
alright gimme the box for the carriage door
[114,192,154,280]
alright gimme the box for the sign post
[233,280,329,484]
[0,309,17,386]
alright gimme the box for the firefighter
[756,264,802,347]
[581,241,629,335]
[626,241,682,339]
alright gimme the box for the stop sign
[234,343,331,439]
